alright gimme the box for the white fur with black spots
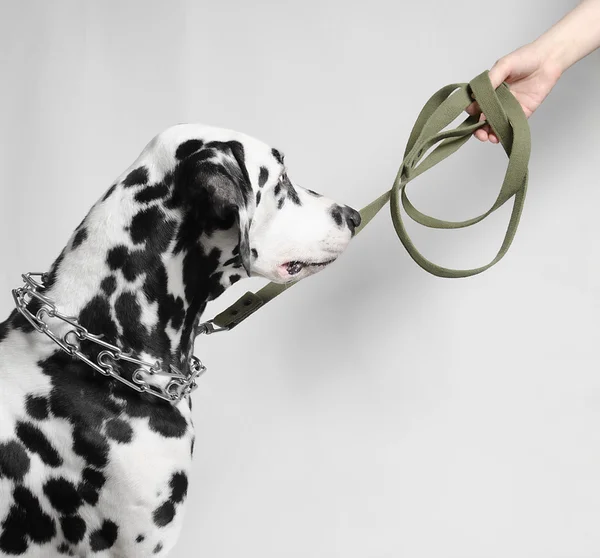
[0,124,360,557]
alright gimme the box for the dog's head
[248,149,361,283]
[164,125,360,284]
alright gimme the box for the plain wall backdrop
[1,1,600,557]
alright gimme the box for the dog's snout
[346,207,361,230]
[329,204,362,234]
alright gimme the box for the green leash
[197,70,530,335]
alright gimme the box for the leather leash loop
[200,70,531,332]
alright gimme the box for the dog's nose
[346,207,361,230]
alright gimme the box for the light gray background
[1,1,600,557]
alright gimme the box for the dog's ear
[174,141,253,275]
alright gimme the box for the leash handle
[202,70,531,331]
[387,71,530,277]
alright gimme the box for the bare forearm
[535,0,600,73]
[474,0,600,142]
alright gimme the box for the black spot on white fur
[330,205,343,226]
[123,166,149,187]
[26,394,49,420]
[153,501,175,527]
[0,441,30,481]
[79,467,106,506]
[72,227,88,249]
[258,166,269,187]
[16,421,62,467]
[105,418,134,443]
[89,520,118,552]
[61,515,86,544]
[169,472,188,503]
[152,471,188,528]
[135,181,170,204]
[130,207,165,244]
[175,139,204,160]
[0,486,56,553]
[100,275,117,296]
[57,541,73,555]
[43,477,82,515]
[102,184,117,202]
[72,425,110,468]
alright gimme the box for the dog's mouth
[281,258,337,277]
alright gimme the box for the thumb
[488,57,511,89]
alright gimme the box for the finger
[473,113,488,141]
[489,133,499,144]
[465,100,481,116]
[474,128,488,142]
[488,57,511,88]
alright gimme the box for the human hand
[467,41,563,143]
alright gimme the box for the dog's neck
[21,177,247,371]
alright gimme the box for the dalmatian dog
[0,124,361,557]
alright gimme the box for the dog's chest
[0,327,194,558]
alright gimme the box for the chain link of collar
[12,272,206,405]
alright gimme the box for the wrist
[531,34,569,76]
[532,0,600,74]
